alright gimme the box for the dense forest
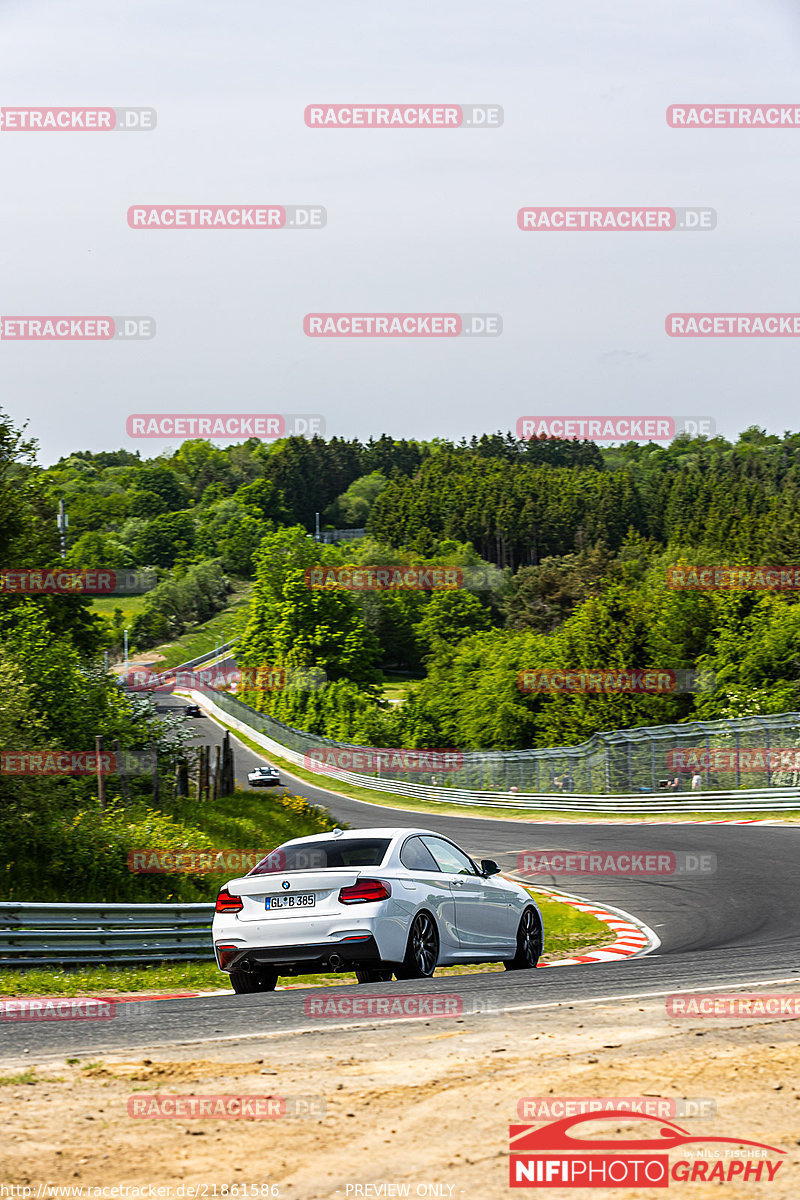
[4,409,800,775]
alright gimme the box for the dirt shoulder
[1,988,797,1198]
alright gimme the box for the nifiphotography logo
[508,1111,785,1187]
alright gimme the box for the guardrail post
[151,742,159,803]
[221,731,234,794]
[176,756,189,797]
[201,745,210,799]
[96,735,106,808]
[194,746,203,802]
[112,739,130,804]
[213,745,221,799]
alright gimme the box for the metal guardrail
[0,902,215,967]
[166,639,238,672]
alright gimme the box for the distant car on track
[184,704,203,717]
[247,765,281,787]
[212,826,543,993]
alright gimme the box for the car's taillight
[338,878,392,904]
[215,888,243,913]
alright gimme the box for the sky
[1,0,799,464]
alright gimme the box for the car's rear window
[248,838,392,874]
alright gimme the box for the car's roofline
[277,827,441,848]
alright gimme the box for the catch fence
[193,688,800,807]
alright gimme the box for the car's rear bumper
[248,779,280,787]
[215,935,382,975]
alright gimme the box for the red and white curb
[509,881,660,967]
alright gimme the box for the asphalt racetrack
[3,696,798,1061]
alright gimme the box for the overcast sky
[1,0,799,464]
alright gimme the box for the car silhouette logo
[282,881,290,890]
[510,1111,785,1155]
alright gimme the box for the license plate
[265,893,315,910]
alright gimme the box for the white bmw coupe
[213,826,543,992]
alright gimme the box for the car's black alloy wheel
[504,906,543,970]
[396,911,439,978]
[229,967,279,993]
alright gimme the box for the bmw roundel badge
[282,880,290,890]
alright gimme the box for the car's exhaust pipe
[328,953,344,971]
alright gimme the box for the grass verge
[91,595,150,625]
[140,582,253,671]
[0,892,612,997]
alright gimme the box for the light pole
[57,499,68,558]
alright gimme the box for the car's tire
[229,967,279,994]
[504,906,543,971]
[395,911,439,979]
[354,968,394,984]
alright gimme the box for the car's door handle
[452,879,465,887]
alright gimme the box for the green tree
[415,590,492,658]
[133,512,196,567]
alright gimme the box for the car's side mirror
[481,859,501,877]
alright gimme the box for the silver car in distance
[247,764,281,787]
[212,826,543,993]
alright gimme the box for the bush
[0,790,339,902]
[130,559,230,651]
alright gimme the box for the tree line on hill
[5,407,800,783]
